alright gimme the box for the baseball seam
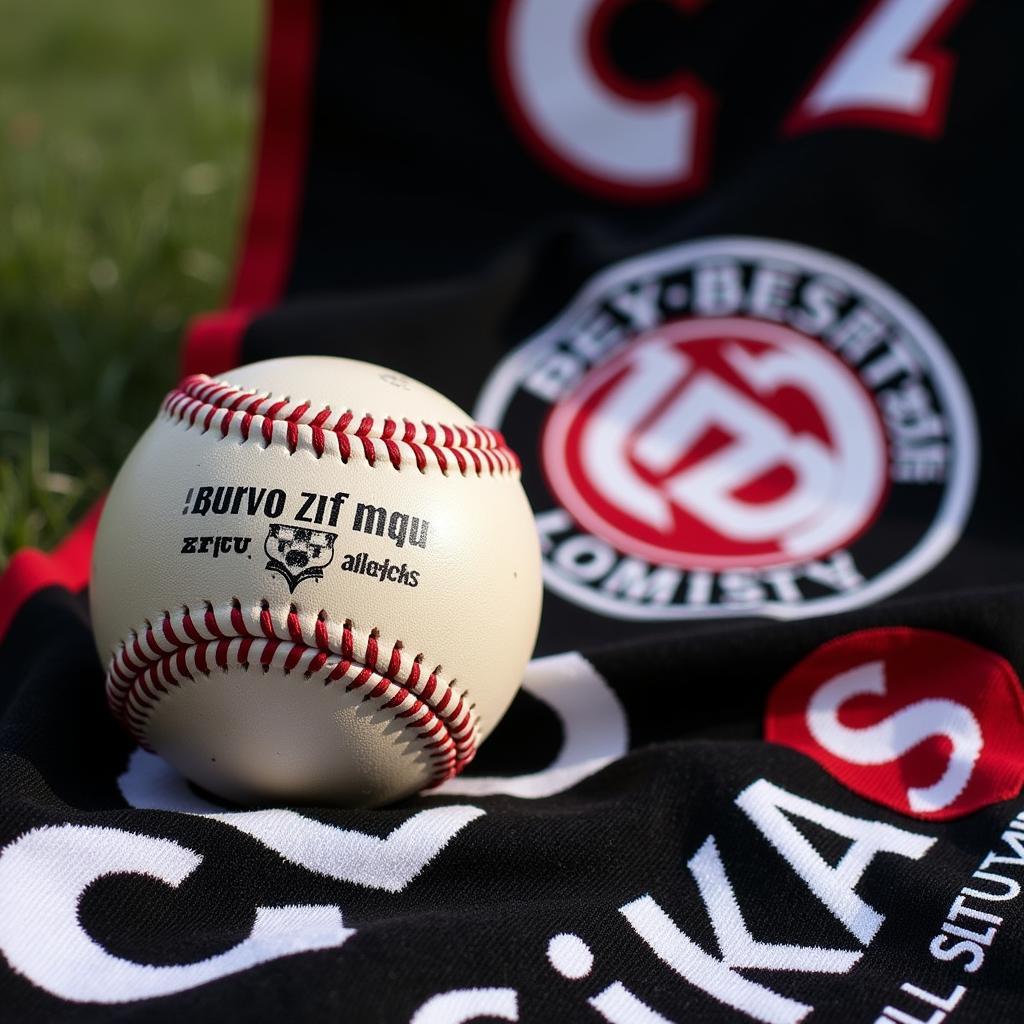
[164,374,520,475]
[104,600,479,786]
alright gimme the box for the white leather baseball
[90,356,542,807]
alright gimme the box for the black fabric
[240,0,1024,655]
[3,2,1023,1021]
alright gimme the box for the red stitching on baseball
[162,373,521,476]
[104,602,479,786]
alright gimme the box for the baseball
[90,356,542,807]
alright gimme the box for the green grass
[0,1,259,565]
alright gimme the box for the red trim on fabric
[229,0,317,309]
[180,309,255,379]
[178,0,318,378]
[0,500,104,645]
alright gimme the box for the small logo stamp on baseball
[180,535,252,558]
[264,524,338,592]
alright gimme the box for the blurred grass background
[0,1,260,565]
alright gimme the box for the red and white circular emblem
[766,628,1024,820]
[477,237,977,624]
[542,317,888,570]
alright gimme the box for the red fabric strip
[229,0,318,310]
[0,499,103,645]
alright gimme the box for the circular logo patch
[542,316,889,570]
[477,237,977,621]
[766,628,1024,820]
